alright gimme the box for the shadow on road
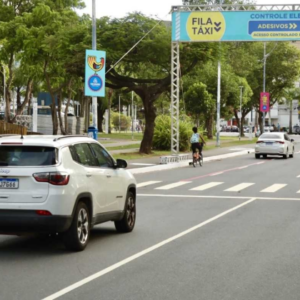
[0,226,120,256]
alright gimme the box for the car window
[72,143,99,167]
[90,143,114,168]
[0,146,57,166]
[284,134,290,141]
[260,134,281,139]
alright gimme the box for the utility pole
[239,86,243,141]
[91,0,98,131]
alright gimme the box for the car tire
[115,191,136,233]
[63,202,90,251]
[255,154,260,159]
[289,148,294,158]
[283,149,288,159]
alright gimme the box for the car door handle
[86,173,92,178]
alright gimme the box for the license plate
[0,178,19,189]
[266,142,273,145]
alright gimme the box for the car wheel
[255,154,260,159]
[115,191,136,233]
[283,148,288,159]
[63,202,90,251]
[289,148,294,158]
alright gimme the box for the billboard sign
[172,11,300,42]
[85,50,106,97]
[260,92,270,112]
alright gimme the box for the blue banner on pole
[85,50,106,97]
[172,11,300,42]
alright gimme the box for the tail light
[36,210,52,216]
[33,172,70,185]
[256,141,264,144]
[276,141,285,144]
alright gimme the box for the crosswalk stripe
[156,181,192,190]
[137,181,162,188]
[261,184,287,193]
[190,182,223,191]
[225,183,254,192]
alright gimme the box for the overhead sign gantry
[170,4,300,155]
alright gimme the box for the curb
[129,149,255,175]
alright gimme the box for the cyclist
[190,127,205,160]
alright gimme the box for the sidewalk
[126,144,255,169]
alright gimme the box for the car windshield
[0,146,58,166]
[260,134,281,139]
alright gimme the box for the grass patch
[99,132,143,141]
[112,151,174,161]
[106,144,141,151]
[204,139,257,151]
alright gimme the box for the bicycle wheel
[192,156,196,167]
[199,154,203,166]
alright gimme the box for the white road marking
[131,163,156,166]
[155,181,191,190]
[297,175,300,178]
[137,181,162,188]
[42,198,256,300]
[225,183,255,192]
[138,194,300,201]
[261,184,287,193]
[190,182,223,191]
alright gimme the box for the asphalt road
[1,136,300,300]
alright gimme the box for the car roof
[0,135,97,147]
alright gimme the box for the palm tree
[284,88,300,134]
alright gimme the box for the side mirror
[291,139,294,142]
[115,159,127,169]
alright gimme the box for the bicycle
[192,148,203,167]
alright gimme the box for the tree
[184,82,214,137]
[99,13,217,153]
[283,88,300,134]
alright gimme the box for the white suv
[0,135,137,251]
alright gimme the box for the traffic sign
[172,11,300,42]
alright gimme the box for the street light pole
[216,0,222,147]
[131,91,134,140]
[91,0,98,131]
[263,42,266,134]
[239,86,243,141]
[2,65,6,121]
[119,95,121,133]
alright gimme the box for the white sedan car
[255,132,295,159]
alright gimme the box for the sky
[80,0,300,20]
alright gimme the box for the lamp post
[1,65,5,121]
[262,42,271,134]
[119,95,121,133]
[131,91,134,140]
[239,86,243,141]
[91,0,98,131]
